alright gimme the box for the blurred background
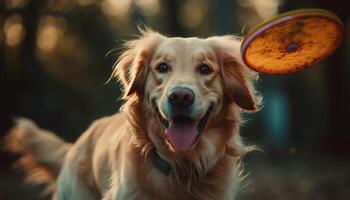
[0,0,349,199]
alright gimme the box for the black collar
[150,149,171,175]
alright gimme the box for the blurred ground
[1,154,350,200]
[241,155,350,200]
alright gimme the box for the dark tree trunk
[164,0,185,36]
[317,0,350,155]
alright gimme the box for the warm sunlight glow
[101,0,132,19]
[250,0,281,19]
[37,16,64,52]
[47,0,76,12]
[236,0,282,20]
[77,0,96,6]
[4,0,29,9]
[178,0,208,28]
[134,0,160,16]
[4,15,25,47]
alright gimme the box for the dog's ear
[207,36,261,111]
[221,54,258,111]
[112,30,164,98]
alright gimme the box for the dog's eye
[156,63,169,73]
[198,64,212,75]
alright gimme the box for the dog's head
[113,29,260,159]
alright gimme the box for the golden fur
[5,29,261,200]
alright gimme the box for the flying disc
[241,9,344,74]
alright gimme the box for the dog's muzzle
[167,87,195,115]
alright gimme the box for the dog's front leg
[102,180,143,200]
[102,186,130,200]
[101,189,115,200]
[55,151,100,200]
[55,165,99,200]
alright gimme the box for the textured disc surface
[241,9,344,74]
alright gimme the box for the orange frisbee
[241,9,344,74]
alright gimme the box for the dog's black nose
[168,87,195,109]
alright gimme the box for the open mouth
[153,101,212,152]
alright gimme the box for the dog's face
[114,30,258,155]
[146,37,223,152]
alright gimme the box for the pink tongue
[165,118,197,152]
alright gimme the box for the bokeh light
[237,0,281,19]
[101,0,132,19]
[4,0,29,9]
[4,14,26,47]
[47,0,76,12]
[77,0,96,7]
[37,16,65,53]
[178,0,208,28]
[236,0,282,29]
[134,0,160,16]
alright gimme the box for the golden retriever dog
[5,29,261,200]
